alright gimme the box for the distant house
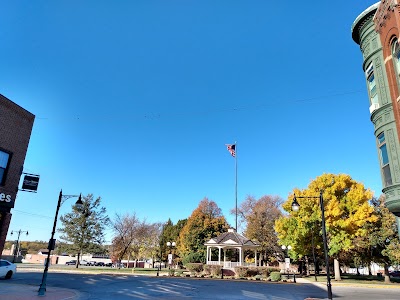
[38,249,50,255]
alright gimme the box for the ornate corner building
[0,94,34,254]
[352,1,400,216]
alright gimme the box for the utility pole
[10,230,28,263]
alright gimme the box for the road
[3,270,400,300]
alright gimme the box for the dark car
[389,270,400,277]
[65,260,77,265]
[95,262,105,266]
[105,262,112,267]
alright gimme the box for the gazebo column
[239,247,242,266]
[206,246,210,264]
[255,249,257,266]
[218,247,221,264]
[223,248,226,267]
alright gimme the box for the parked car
[88,261,97,266]
[389,270,400,277]
[112,263,126,268]
[0,259,16,279]
[105,262,113,267]
[79,260,89,266]
[95,262,105,267]
[65,260,77,265]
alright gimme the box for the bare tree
[111,213,162,267]
[235,195,283,265]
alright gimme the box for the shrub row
[233,266,280,278]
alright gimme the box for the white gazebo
[204,228,260,268]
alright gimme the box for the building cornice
[374,0,399,33]
[352,2,381,44]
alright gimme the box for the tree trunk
[384,262,391,283]
[334,258,341,281]
[76,253,80,269]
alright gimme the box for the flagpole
[235,141,237,232]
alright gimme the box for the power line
[32,89,367,122]
[12,209,53,220]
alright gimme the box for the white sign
[168,254,173,265]
[285,258,290,269]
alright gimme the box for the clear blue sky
[1,1,381,243]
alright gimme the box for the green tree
[159,219,187,263]
[275,173,377,280]
[59,194,110,268]
[237,195,283,265]
[177,197,229,262]
[367,195,400,282]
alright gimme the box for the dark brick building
[0,94,35,255]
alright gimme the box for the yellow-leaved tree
[275,173,377,280]
[177,197,229,263]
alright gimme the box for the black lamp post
[38,190,83,296]
[10,229,28,263]
[292,191,332,300]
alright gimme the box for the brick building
[0,94,35,255]
[352,1,400,216]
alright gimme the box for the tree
[111,213,162,267]
[58,194,110,268]
[110,213,140,263]
[159,218,187,263]
[236,195,283,265]
[366,195,400,282]
[275,173,377,280]
[177,197,229,262]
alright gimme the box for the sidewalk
[0,282,80,300]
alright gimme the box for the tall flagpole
[235,141,238,232]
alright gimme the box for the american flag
[226,144,236,157]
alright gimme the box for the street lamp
[166,241,176,273]
[281,245,296,283]
[38,190,82,296]
[292,191,332,300]
[10,230,28,263]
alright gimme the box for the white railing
[206,261,256,268]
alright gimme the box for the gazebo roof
[204,228,259,248]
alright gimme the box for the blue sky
[1,1,381,243]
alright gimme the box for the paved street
[1,270,400,300]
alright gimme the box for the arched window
[366,63,378,108]
[378,132,392,187]
[391,37,400,78]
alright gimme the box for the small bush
[234,266,248,278]
[257,267,270,278]
[270,272,281,282]
[247,267,259,277]
[203,265,222,276]
[185,263,204,274]
[168,269,175,276]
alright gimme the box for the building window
[366,63,379,105]
[0,150,10,186]
[378,132,392,187]
[391,38,400,77]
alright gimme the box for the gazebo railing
[206,261,256,268]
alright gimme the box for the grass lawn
[303,274,400,284]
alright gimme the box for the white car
[0,259,16,279]
[79,260,89,266]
